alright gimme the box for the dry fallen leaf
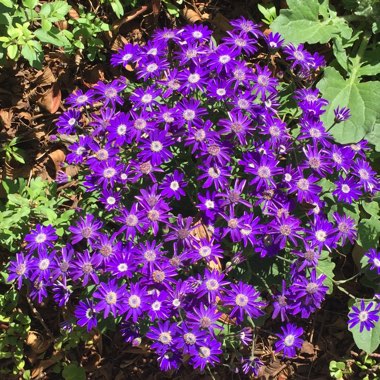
[0,109,13,129]
[37,82,61,114]
[181,7,202,23]
[26,331,51,354]
[48,149,66,172]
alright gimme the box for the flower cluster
[8,18,379,373]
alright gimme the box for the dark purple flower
[30,250,56,282]
[197,269,229,303]
[124,283,148,323]
[93,279,126,318]
[69,214,103,245]
[7,252,32,289]
[333,213,357,245]
[24,224,57,253]
[75,299,98,331]
[334,106,351,122]
[348,300,379,332]
[160,170,187,200]
[71,250,102,286]
[266,32,284,50]
[92,79,125,107]
[333,176,362,203]
[219,111,253,145]
[65,89,94,108]
[190,336,222,371]
[365,249,380,275]
[223,281,265,323]
[274,323,304,358]
[252,65,278,99]
[186,304,222,332]
[146,321,179,354]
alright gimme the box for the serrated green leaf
[349,303,380,354]
[317,67,380,150]
[270,0,352,44]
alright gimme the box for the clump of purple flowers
[7,18,379,373]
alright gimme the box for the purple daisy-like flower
[197,269,229,303]
[106,247,136,279]
[252,65,278,99]
[93,279,126,318]
[190,336,222,371]
[290,269,329,318]
[146,320,179,354]
[137,131,173,166]
[274,323,304,358]
[333,176,362,203]
[186,304,222,332]
[353,159,378,193]
[219,110,253,145]
[160,170,187,200]
[124,283,148,323]
[68,214,103,246]
[266,32,284,50]
[223,281,265,323]
[75,299,98,331]
[348,300,380,332]
[334,106,351,122]
[306,216,338,251]
[333,212,357,245]
[71,250,102,286]
[110,43,139,67]
[268,214,303,249]
[7,252,32,289]
[30,250,56,282]
[189,237,223,264]
[92,79,126,107]
[65,89,94,108]
[56,109,81,134]
[365,249,380,275]
[24,224,57,253]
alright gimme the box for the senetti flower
[275,323,304,358]
[10,17,380,375]
[348,300,380,332]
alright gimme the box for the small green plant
[329,360,349,379]
[0,177,74,253]
[0,137,26,164]
[257,3,277,25]
[271,0,380,150]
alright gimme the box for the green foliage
[348,301,380,353]
[317,67,380,148]
[0,289,31,377]
[329,360,347,380]
[257,3,277,25]
[316,251,336,294]
[0,0,119,67]
[270,0,352,44]
[0,137,26,164]
[62,363,86,380]
[271,0,380,151]
[0,177,75,252]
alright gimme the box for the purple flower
[75,299,98,331]
[93,279,126,318]
[334,106,351,122]
[348,300,380,332]
[333,176,362,203]
[190,336,222,371]
[333,213,357,245]
[160,170,187,200]
[24,224,57,253]
[353,159,378,193]
[266,32,284,50]
[290,269,329,318]
[252,65,278,99]
[69,214,103,245]
[274,323,304,358]
[56,109,81,134]
[186,304,222,332]
[146,321,179,354]
[223,281,266,323]
[7,252,32,289]
[92,79,125,107]
[66,89,94,108]
[71,250,102,286]
[365,249,380,275]
[219,111,253,145]
[30,250,56,282]
[124,283,148,323]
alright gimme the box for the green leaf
[317,67,380,150]
[358,44,380,77]
[22,0,39,9]
[7,44,18,60]
[357,216,380,250]
[270,0,352,44]
[34,28,65,46]
[41,18,53,32]
[0,0,14,7]
[62,364,86,380]
[349,303,380,353]
[110,0,124,18]
[164,1,180,17]
[317,250,336,294]
[21,43,43,68]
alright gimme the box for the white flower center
[284,334,295,346]
[219,54,231,64]
[117,263,128,272]
[150,141,163,152]
[35,233,47,243]
[315,230,327,242]
[341,184,351,193]
[199,246,212,258]
[38,258,50,271]
[235,293,249,307]
[107,196,116,205]
[170,181,179,190]
[105,291,117,305]
[128,295,141,308]
[188,73,200,83]
[117,124,127,135]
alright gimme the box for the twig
[26,296,54,339]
